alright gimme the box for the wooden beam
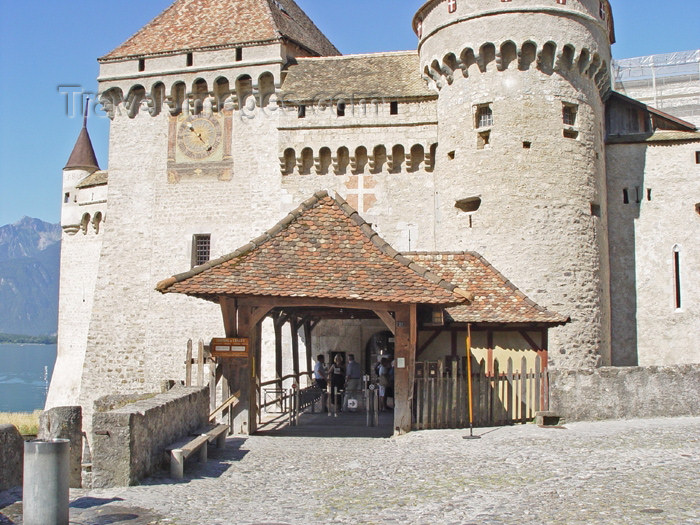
[239,296,402,312]
[219,297,237,338]
[374,310,396,335]
[519,330,543,351]
[417,329,443,358]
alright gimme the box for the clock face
[177,116,223,161]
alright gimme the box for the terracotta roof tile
[76,171,108,189]
[101,0,339,61]
[281,51,435,102]
[405,252,568,325]
[157,192,466,305]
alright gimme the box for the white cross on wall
[448,0,457,13]
[344,174,377,214]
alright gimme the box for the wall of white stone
[607,140,700,366]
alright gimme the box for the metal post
[373,388,379,427]
[295,387,300,425]
[23,439,70,525]
[288,388,295,426]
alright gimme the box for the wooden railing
[414,356,549,430]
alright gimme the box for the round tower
[414,0,615,367]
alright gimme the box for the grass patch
[0,410,41,436]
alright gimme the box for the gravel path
[1,416,698,524]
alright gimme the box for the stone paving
[1,416,698,524]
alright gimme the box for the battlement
[99,68,281,120]
[279,142,437,176]
[422,38,611,98]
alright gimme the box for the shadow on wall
[607,142,646,366]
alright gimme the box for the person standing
[328,354,345,412]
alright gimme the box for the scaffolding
[613,49,700,126]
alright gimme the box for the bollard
[23,439,70,525]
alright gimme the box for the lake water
[0,344,56,412]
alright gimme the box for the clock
[176,115,223,161]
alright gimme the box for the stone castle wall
[607,140,700,366]
[418,0,613,368]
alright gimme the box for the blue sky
[0,0,697,226]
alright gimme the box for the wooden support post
[487,331,494,376]
[290,317,300,381]
[304,320,313,384]
[273,313,283,392]
[393,304,416,435]
[185,339,193,387]
[197,340,205,387]
[220,297,238,338]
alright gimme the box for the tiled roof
[281,51,436,102]
[76,171,108,189]
[405,252,568,325]
[101,0,339,61]
[157,192,471,305]
[606,130,700,145]
[65,127,100,171]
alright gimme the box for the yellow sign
[210,337,249,358]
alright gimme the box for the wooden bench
[166,423,229,479]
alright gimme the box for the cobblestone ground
[1,417,698,524]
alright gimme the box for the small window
[695,151,700,164]
[696,203,700,216]
[647,188,652,201]
[186,53,194,67]
[455,196,481,212]
[192,234,211,268]
[390,101,399,115]
[523,141,531,149]
[138,58,145,72]
[590,203,601,217]
[235,48,243,62]
[337,102,346,117]
[623,188,629,204]
[476,105,493,128]
[298,105,306,119]
[448,150,455,160]
[64,192,70,204]
[563,129,579,139]
[477,130,490,150]
[563,104,577,126]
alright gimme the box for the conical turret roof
[64,120,100,172]
[100,0,339,61]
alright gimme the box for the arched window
[318,147,332,175]
[335,147,349,175]
[236,75,253,110]
[372,145,387,174]
[409,144,424,172]
[282,148,296,175]
[170,82,186,115]
[354,147,368,174]
[80,213,90,235]
[125,85,146,118]
[391,144,405,174]
[151,83,166,116]
[192,79,208,115]
[214,77,230,111]
[300,148,313,175]
[258,72,275,108]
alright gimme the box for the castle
[47,0,700,433]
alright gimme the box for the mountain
[0,217,61,336]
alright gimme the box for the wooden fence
[413,356,549,430]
